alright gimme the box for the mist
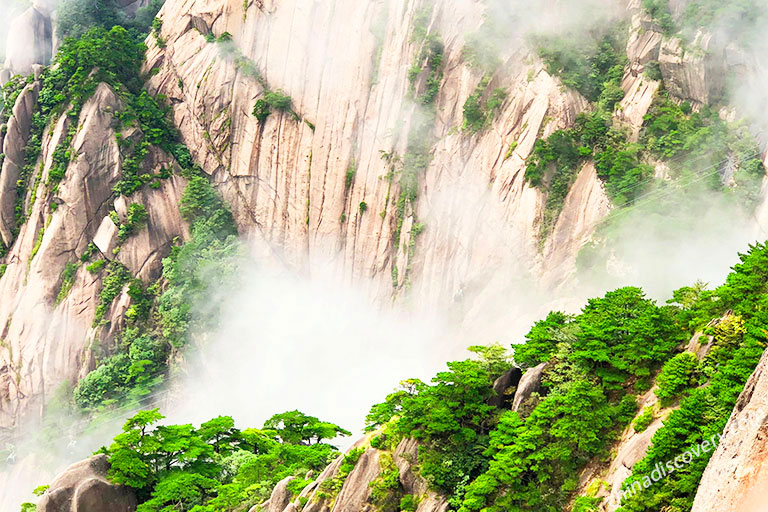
[165,255,452,440]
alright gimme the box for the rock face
[489,366,523,407]
[37,454,137,512]
[143,0,604,339]
[255,476,296,512]
[691,348,768,512]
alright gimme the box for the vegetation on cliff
[0,23,243,413]
[363,242,768,512]
[525,18,764,242]
[72,241,768,512]
[98,409,349,510]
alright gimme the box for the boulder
[37,454,137,512]
[3,7,53,76]
[93,216,120,259]
[253,476,295,512]
[512,363,546,412]
[658,32,725,105]
[488,367,522,408]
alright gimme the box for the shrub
[632,406,654,433]
[345,162,356,189]
[573,287,685,388]
[644,60,663,80]
[56,262,80,303]
[535,32,626,102]
[118,203,149,241]
[93,261,131,325]
[87,259,107,273]
[252,90,294,123]
[400,494,420,512]
[654,352,699,405]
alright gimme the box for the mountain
[0,0,767,510]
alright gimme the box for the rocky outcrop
[276,436,448,512]
[0,80,40,246]
[691,348,768,512]
[489,366,522,408]
[658,32,726,106]
[37,454,137,512]
[255,476,296,512]
[512,362,546,412]
[0,81,188,430]
[2,6,53,77]
[541,162,612,286]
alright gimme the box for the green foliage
[619,243,768,512]
[368,264,758,512]
[573,496,603,512]
[462,76,506,133]
[400,494,420,512]
[74,353,131,409]
[1,75,28,126]
[57,0,165,40]
[642,0,676,35]
[87,259,107,273]
[56,262,80,303]
[367,345,512,501]
[640,91,765,207]
[57,0,122,39]
[573,287,685,388]
[513,311,573,367]
[151,17,165,48]
[264,410,351,445]
[654,352,699,405]
[526,111,652,237]
[157,173,238,348]
[318,446,365,499]
[359,201,368,214]
[459,380,621,511]
[369,451,403,511]
[535,31,627,103]
[93,261,131,325]
[252,90,295,123]
[77,159,238,411]
[644,60,663,81]
[409,34,444,105]
[118,203,149,242]
[632,406,654,433]
[345,162,356,189]
[10,26,150,245]
[101,409,346,508]
[30,227,45,261]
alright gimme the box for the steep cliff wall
[690,348,768,512]
[143,0,610,335]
